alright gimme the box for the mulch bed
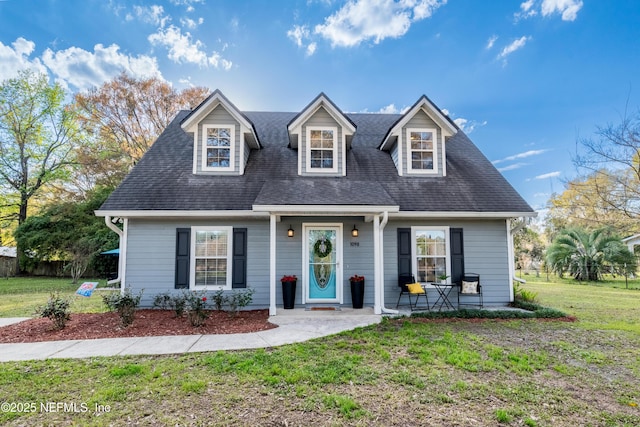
[0,309,277,344]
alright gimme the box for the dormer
[287,93,356,177]
[181,89,261,175]
[379,95,457,177]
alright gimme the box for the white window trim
[406,127,438,175]
[190,226,233,290]
[411,226,451,284]
[202,124,235,172]
[305,126,338,173]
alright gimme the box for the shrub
[171,293,187,318]
[210,289,227,311]
[226,288,255,317]
[184,290,209,326]
[152,292,172,310]
[102,288,143,327]
[513,282,538,303]
[152,292,186,317]
[36,292,72,330]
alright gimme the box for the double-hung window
[307,126,338,173]
[412,227,450,283]
[191,226,233,289]
[407,128,437,173]
[203,124,235,171]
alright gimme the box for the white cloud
[535,171,561,180]
[133,5,168,27]
[493,149,549,165]
[287,24,318,56]
[148,25,232,69]
[306,42,317,56]
[497,36,531,63]
[515,0,582,22]
[41,43,162,91]
[180,16,204,29]
[314,0,447,48]
[497,163,529,172]
[486,35,498,50]
[453,117,487,134]
[541,0,583,21]
[514,0,538,20]
[287,24,310,48]
[0,38,48,81]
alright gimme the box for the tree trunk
[15,195,28,276]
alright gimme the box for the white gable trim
[181,91,259,149]
[287,95,356,149]
[380,96,457,151]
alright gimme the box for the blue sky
[1,0,639,212]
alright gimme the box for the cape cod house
[96,90,536,315]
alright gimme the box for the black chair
[396,273,429,311]
[457,273,483,308]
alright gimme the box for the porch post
[373,214,382,314]
[269,214,277,315]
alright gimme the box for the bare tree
[73,73,209,190]
[574,107,640,220]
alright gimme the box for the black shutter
[450,228,464,284]
[397,228,412,276]
[175,228,190,289]
[232,228,247,288]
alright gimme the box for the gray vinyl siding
[125,219,270,308]
[195,105,242,175]
[123,217,510,309]
[300,107,344,176]
[382,219,510,306]
[401,110,444,177]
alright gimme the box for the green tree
[14,187,118,283]
[546,227,636,281]
[514,226,545,276]
[0,70,81,271]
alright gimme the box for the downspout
[378,211,398,315]
[104,216,124,289]
[507,218,526,302]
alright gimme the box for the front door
[304,224,342,304]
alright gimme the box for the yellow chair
[407,282,429,310]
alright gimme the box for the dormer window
[203,124,235,171]
[306,126,338,173]
[407,128,438,174]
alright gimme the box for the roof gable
[379,95,457,150]
[287,92,356,148]
[181,89,261,149]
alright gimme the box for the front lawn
[0,277,109,317]
[0,277,639,426]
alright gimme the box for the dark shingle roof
[99,110,534,214]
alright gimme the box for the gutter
[104,216,123,287]
[378,211,399,315]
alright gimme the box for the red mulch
[0,309,277,344]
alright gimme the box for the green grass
[0,276,639,425]
[0,277,110,317]
[519,275,640,333]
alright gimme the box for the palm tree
[546,227,636,281]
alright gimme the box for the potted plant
[438,274,449,284]
[281,275,297,309]
[349,274,365,309]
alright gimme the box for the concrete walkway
[0,308,382,362]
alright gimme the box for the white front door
[303,224,343,304]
